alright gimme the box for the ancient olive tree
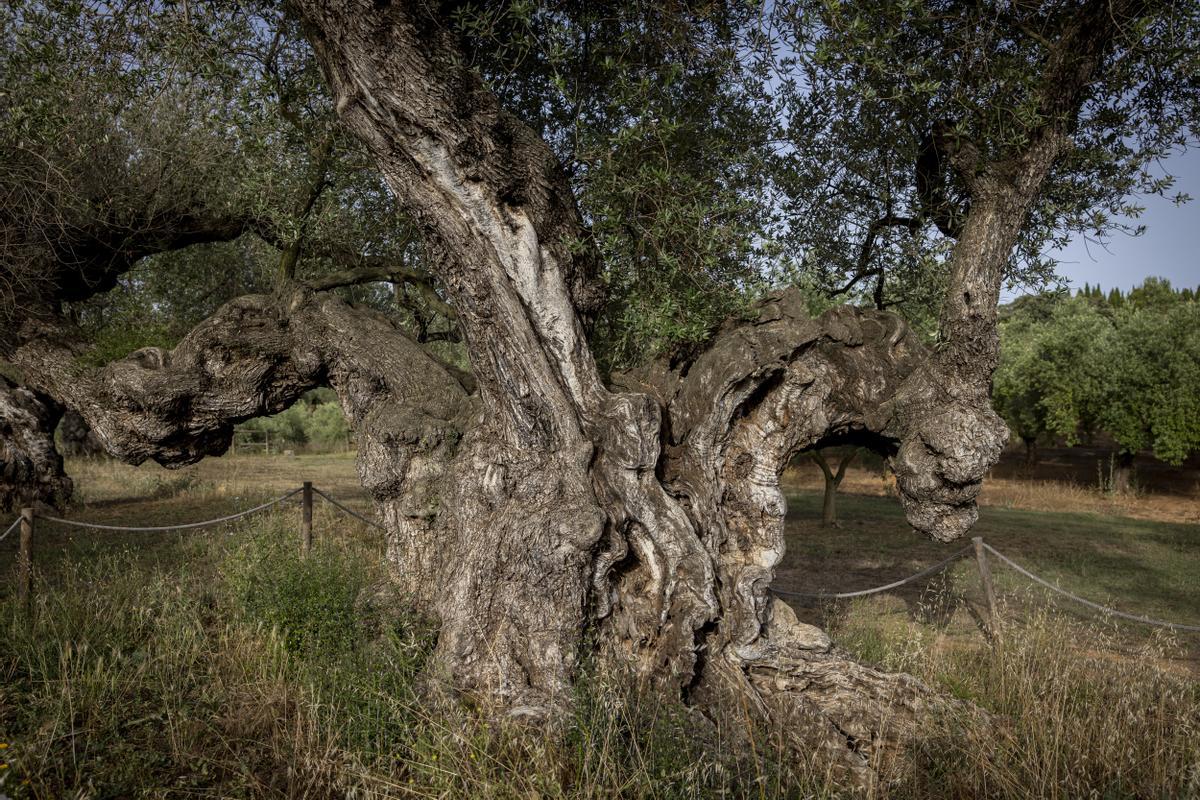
[3,0,1197,771]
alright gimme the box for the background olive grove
[993,278,1200,491]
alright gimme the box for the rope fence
[1,482,383,609]
[982,543,1200,633]
[37,488,303,532]
[4,492,1197,636]
[772,535,1200,637]
[312,486,386,531]
[771,544,973,600]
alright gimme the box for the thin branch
[304,262,458,323]
[831,214,921,297]
[809,450,834,481]
[307,262,421,290]
[916,124,973,238]
[278,133,336,280]
[833,449,858,485]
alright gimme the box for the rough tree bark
[0,375,72,510]
[0,0,1145,777]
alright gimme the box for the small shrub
[224,517,368,656]
[306,401,350,448]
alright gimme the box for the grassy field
[778,489,1200,669]
[0,454,1198,798]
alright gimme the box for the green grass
[780,489,1200,634]
[0,510,838,799]
[0,458,1198,798]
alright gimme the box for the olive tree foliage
[237,388,351,451]
[993,292,1112,462]
[448,2,787,369]
[0,0,440,352]
[769,0,1200,319]
[1095,292,1200,487]
[1,0,247,320]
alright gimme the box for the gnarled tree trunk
[0,375,72,511]
[276,0,1013,767]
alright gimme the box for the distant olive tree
[808,448,859,527]
[993,293,1109,464]
[1095,297,1200,491]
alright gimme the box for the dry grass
[784,461,1200,525]
[65,451,368,508]
[2,503,1197,799]
[827,588,1200,799]
[0,511,834,799]
[777,481,1200,681]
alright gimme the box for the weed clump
[224,516,368,655]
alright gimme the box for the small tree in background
[1094,298,1200,492]
[808,448,859,527]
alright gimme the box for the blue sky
[1019,148,1200,299]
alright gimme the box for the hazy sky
[1018,148,1200,299]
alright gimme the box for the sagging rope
[983,543,1200,633]
[771,544,973,600]
[770,538,1199,633]
[37,488,303,532]
[312,487,386,530]
[4,486,384,537]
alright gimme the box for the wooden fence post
[301,482,313,555]
[973,536,1000,640]
[17,507,34,612]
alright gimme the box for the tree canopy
[0,0,438,354]
[6,0,1196,368]
[773,0,1200,311]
